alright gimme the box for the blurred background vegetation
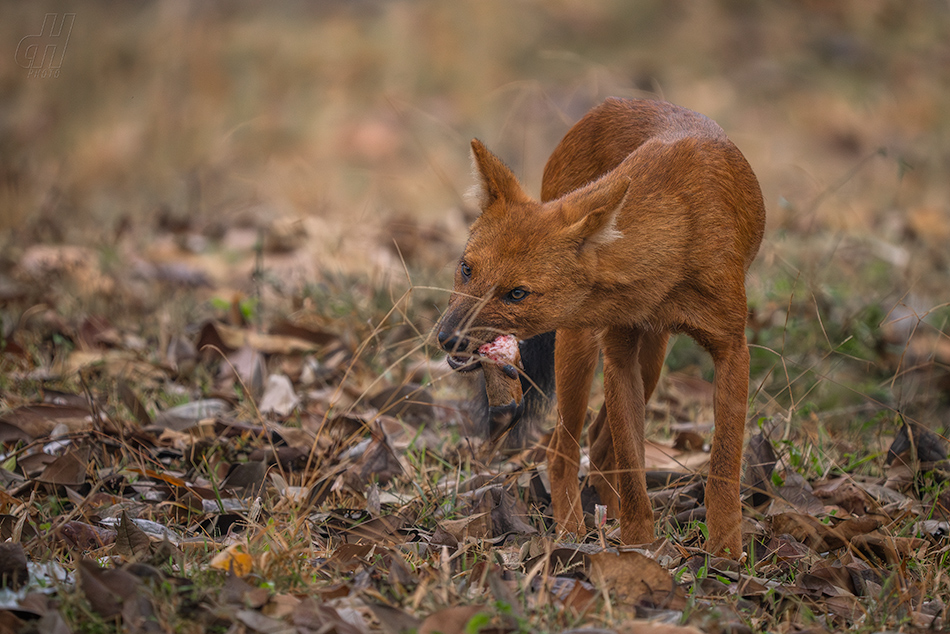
[1,0,948,434]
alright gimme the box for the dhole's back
[541,97,764,271]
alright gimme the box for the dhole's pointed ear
[564,175,630,249]
[468,139,523,208]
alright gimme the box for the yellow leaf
[210,544,253,576]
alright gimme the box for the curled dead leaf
[153,399,230,432]
[850,532,928,565]
[589,550,682,608]
[0,404,94,441]
[769,512,882,552]
[887,420,948,465]
[36,445,90,486]
[197,320,322,356]
[56,520,117,550]
[438,512,492,542]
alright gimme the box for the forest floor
[1,2,949,632]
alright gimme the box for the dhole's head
[437,139,629,369]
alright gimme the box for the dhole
[437,97,765,557]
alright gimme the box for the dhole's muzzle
[436,316,490,372]
[436,293,496,370]
[436,329,475,371]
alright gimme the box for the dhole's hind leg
[589,330,669,518]
[549,328,599,536]
[640,330,671,407]
[703,333,749,558]
[587,406,615,516]
[601,326,654,545]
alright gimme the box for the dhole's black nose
[437,331,471,353]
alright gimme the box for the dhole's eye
[504,288,530,304]
[460,262,472,281]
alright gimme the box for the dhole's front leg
[549,328,599,536]
[601,326,654,545]
[704,335,749,557]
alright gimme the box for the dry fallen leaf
[0,404,94,441]
[153,399,230,432]
[114,511,154,563]
[221,570,271,608]
[56,520,117,550]
[36,445,90,486]
[887,420,948,465]
[417,605,490,634]
[77,559,142,619]
[0,542,29,590]
[617,622,705,634]
[438,512,492,542]
[743,432,778,507]
[811,477,872,515]
[589,550,681,608]
[210,544,254,577]
[366,602,422,634]
[770,512,881,552]
[198,320,321,356]
[259,374,301,416]
[850,532,928,565]
[291,598,367,634]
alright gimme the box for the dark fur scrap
[471,332,555,448]
[479,336,524,444]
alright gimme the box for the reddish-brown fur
[437,98,765,556]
